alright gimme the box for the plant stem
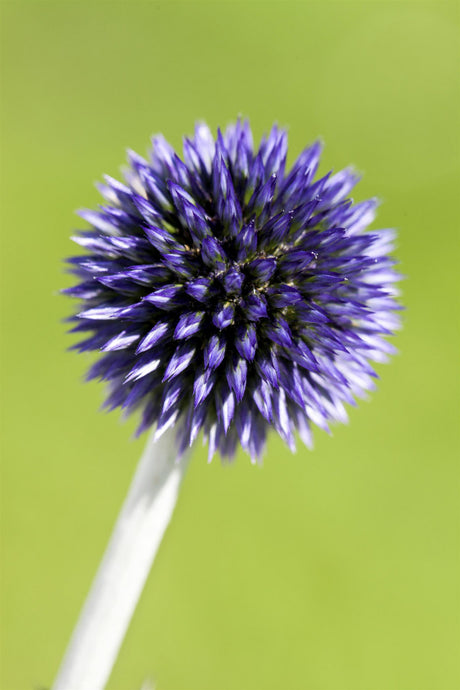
[53,427,191,690]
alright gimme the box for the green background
[1,2,459,689]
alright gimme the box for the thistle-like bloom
[65,120,401,461]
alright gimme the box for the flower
[65,120,401,462]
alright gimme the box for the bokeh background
[1,2,459,689]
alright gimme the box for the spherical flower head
[65,120,401,462]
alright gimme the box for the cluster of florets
[65,120,401,461]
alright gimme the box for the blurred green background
[1,2,459,689]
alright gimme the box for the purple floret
[65,120,401,462]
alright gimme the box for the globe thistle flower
[57,121,402,690]
[65,120,401,462]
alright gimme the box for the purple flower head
[65,120,401,462]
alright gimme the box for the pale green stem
[53,427,190,690]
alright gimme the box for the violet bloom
[65,120,401,461]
